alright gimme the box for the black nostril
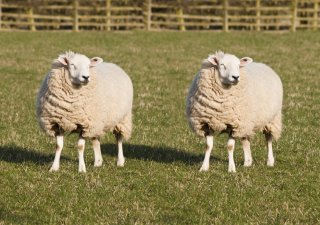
[82,75,89,80]
[232,76,239,80]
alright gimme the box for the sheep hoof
[117,159,125,167]
[267,160,274,167]
[199,165,209,172]
[228,165,236,173]
[244,160,252,167]
[49,165,59,172]
[94,160,103,167]
[78,166,87,173]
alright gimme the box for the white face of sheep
[58,54,103,86]
[207,53,253,85]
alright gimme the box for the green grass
[0,31,319,224]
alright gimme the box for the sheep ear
[90,57,103,67]
[207,55,219,66]
[240,57,253,67]
[58,56,69,66]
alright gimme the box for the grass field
[0,31,319,224]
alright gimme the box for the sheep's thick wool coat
[186,61,282,140]
[36,62,133,140]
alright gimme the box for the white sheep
[186,51,283,172]
[36,51,133,172]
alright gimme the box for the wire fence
[0,0,319,32]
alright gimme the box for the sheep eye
[70,64,76,69]
[220,64,226,69]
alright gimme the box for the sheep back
[186,62,282,140]
[94,62,133,140]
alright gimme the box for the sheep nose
[82,75,89,80]
[232,75,239,80]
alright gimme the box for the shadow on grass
[0,145,71,165]
[101,143,226,165]
[0,144,225,166]
[0,205,39,225]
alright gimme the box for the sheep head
[57,51,103,86]
[207,51,252,85]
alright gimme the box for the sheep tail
[113,112,132,141]
[264,111,282,141]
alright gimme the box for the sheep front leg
[265,133,274,167]
[77,137,87,173]
[199,135,213,172]
[92,138,103,167]
[242,138,252,167]
[49,135,64,172]
[227,137,236,173]
[116,137,125,167]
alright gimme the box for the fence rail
[0,0,319,31]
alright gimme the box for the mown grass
[0,31,319,224]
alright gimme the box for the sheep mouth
[80,80,89,85]
[71,77,89,86]
[231,80,239,85]
[72,80,89,88]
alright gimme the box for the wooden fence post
[0,0,2,31]
[73,0,79,32]
[106,0,111,31]
[256,0,261,31]
[313,0,318,31]
[291,0,297,32]
[28,7,36,31]
[177,1,185,31]
[223,0,229,32]
[144,0,151,31]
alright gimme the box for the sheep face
[58,51,103,86]
[207,52,252,85]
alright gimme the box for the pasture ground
[0,31,319,224]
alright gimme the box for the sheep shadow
[101,143,226,165]
[0,144,225,167]
[0,145,71,165]
[0,205,35,225]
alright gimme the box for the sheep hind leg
[49,134,64,172]
[242,138,252,167]
[114,132,125,167]
[227,137,236,173]
[199,135,213,172]
[265,132,274,167]
[77,137,87,173]
[92,137,103,167]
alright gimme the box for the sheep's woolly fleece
[186,56,282,140]
[36,57,132,140]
